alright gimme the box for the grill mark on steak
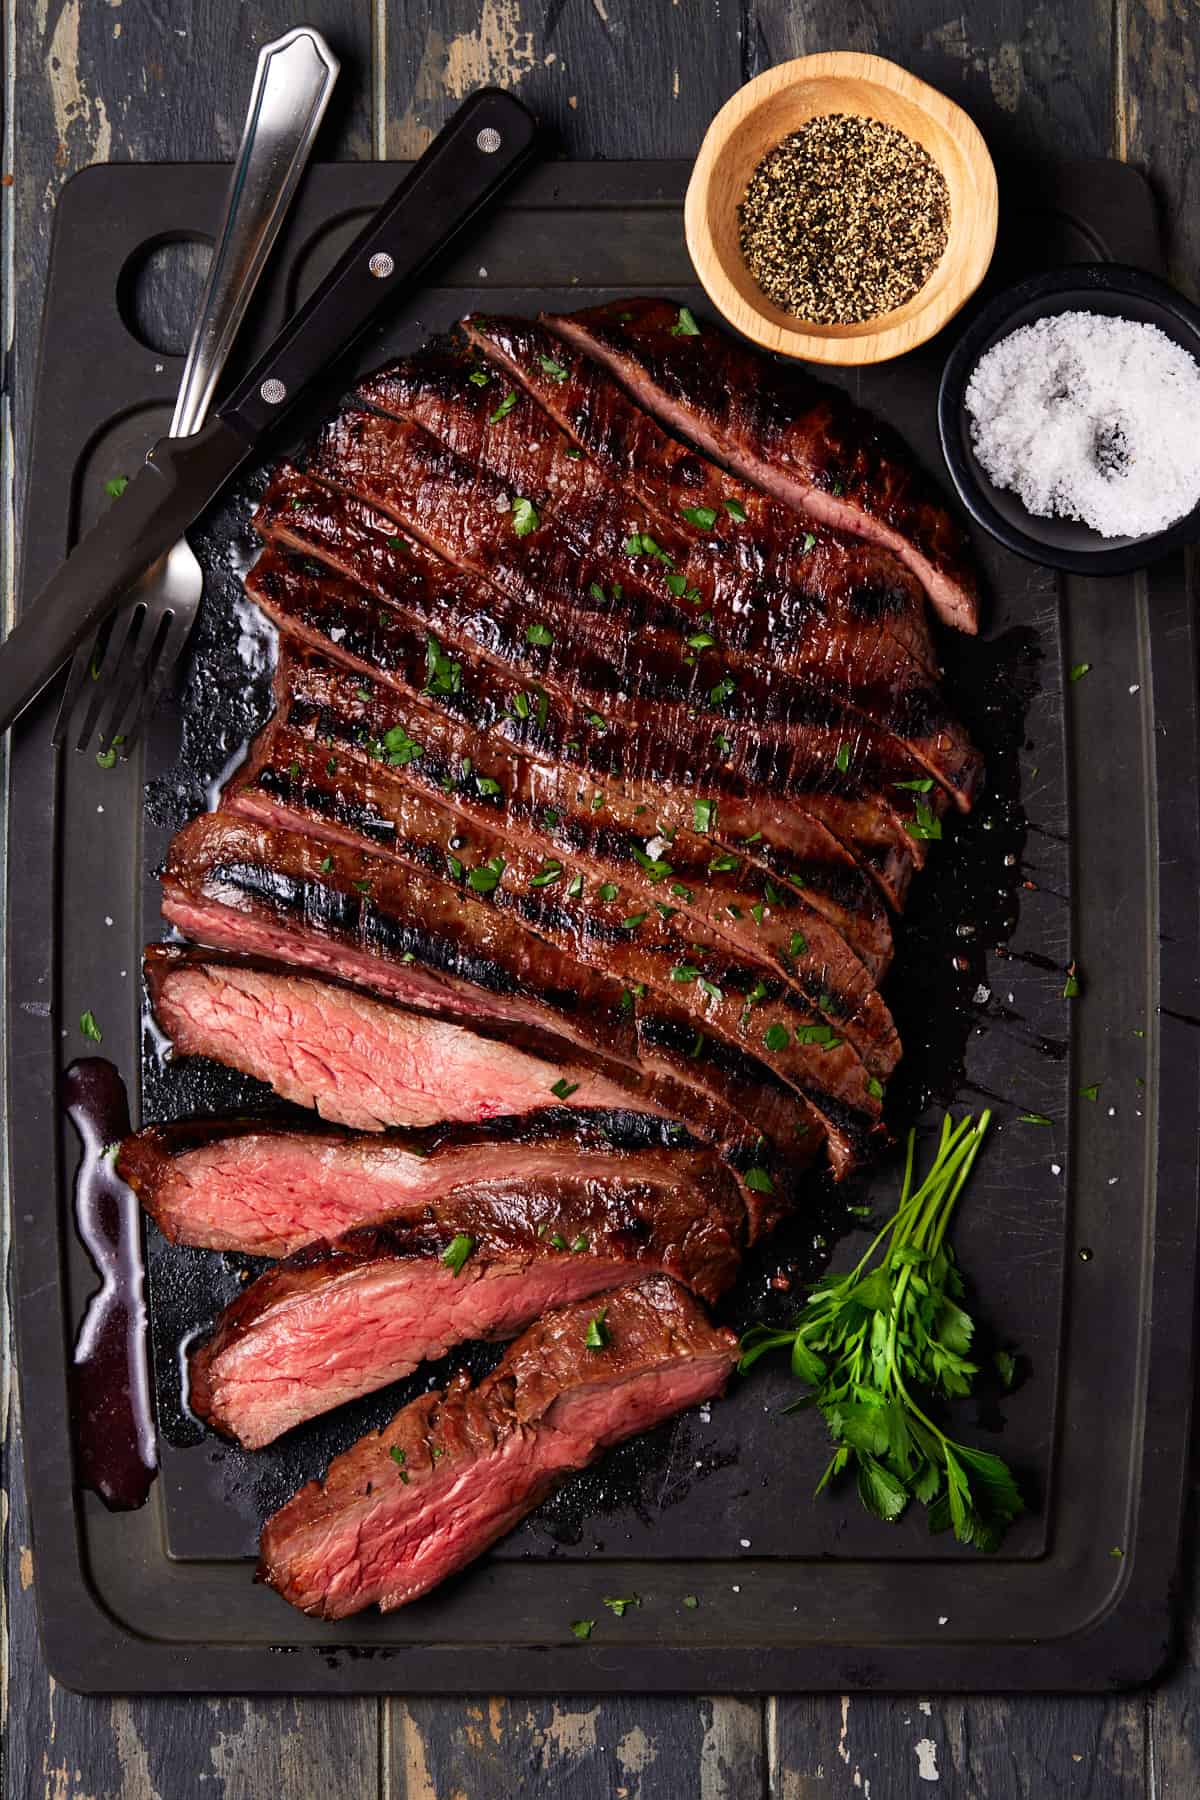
[302,408,950,875]
[191,1179,741,1448]
[119,1118,750,1256]
[157,820,851,1167]
[258,1275,737,1617]
[223,650,902,1080]
[246,520,898,954]
[546,299,980,634]
[164,810,883,1151]
[387,330,980,809]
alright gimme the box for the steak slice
[546,298,980,635]
[162,811,885,1152]
[303,409,948,880]
[225,658,902,1086]
[119,1117,749,1257]
[258,1275,737,1617]
[191,1174,740,1447]
[246,514,899,954]
[388,330,980,808]
[144,947,644,1132]
[156,813,840,1168]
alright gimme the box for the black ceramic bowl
[938,263,1200,574]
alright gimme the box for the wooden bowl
[685,52,998,365]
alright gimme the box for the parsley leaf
[79,1010,102,1042]
[104,476,129,499]
[670,305,701,336]
[1069,662,1091,683]
[442,1233,475,1276]
[681,505,718,530]
[551,1077,579,1100]
[489,390,518,423]
[570,1618,595,1639]
[511,497,539,536]
[585,1307,610,1350]
[526,620,553,647]
[539,354,569,381]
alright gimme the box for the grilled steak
[545,298,980,634]
[160,811,881,1164]
[258,1275,737,1616]
[191,1172,740,1446]
[120,1116,747,1256]
[246,520,899,956]
[145,947,645,1132]
[303,405,950,878]
[383,330,980,807]
[225,656,902,1087]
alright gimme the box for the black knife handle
[218,88,538,439]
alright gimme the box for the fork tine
[116,611,194,759]
[52,618,113,748]
[95,607,174,755]
[75,603,147,753]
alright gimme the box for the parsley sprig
[738,1112,1024,1551]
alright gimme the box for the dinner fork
[53,25,339,760]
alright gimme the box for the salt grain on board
[965,312,1200,537]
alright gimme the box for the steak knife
[0,87,538,736]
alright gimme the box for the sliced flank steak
[545,297,980,634]
[258,1275,737,1617]
[245,523,899,958]
[190,1173,741,1447]
[119,1116,748,1257]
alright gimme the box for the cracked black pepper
[738,113,951,325]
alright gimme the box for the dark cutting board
[7,159,1199,1695]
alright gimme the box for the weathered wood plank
[382,0,744,159]
[2,3,378,1792]
[749,0,1113,162]
[389,1695,762,1799]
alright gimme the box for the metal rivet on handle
[368,252,395,279]
[259,378,287,405]
[476,127,502,154]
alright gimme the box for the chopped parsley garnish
[694,798,716,832]
[681,505,718,530]
[79,1010,102,1043]
[1068,662,1091,683]
[587,711,608,732]
[467,855,505,894]
[835,742,850,774]
[468,368,490,386]
[530,860,564,888]
[511,497,539,536]
[104,475,129,499]
[570,1618,595,1639]
[386,534,404,548]
[476,775,502,797]
[670,964,701,984]
[355,685,373,701]
[670,305,701,336]
[388,1446,410,1483]
[571,1233,589,1253]
[894,777,935,792]
[526,620,553,646]
[708,853,738,873]
[325,756,337,777]
[1018,1111,1052,1125]
[763,1022,790,1052]
[621,911,649,930]
[905,798,942,841]
[788,931,808,958]
[1063,965,1081,998]
[489,389,518,423]
[424,634,462,696]
[539,354,569,381]
[709,676,736,708]
[868,1076,885,1100]
[683,1595,699,1609]
[552,1077,580,1100]
[588,581,607,602]
[1079,1082,1101,1101]
[632,846,673,883]
[447,853,464,880]
[603,1595,640,1616]
[744,1166,774,1195]
[801,532,816,553]
[598,883,619,903]
[725,498,747,521]
[624,531,674,568]
[320,855,334,873]
[585,1307,610,1350]
[794,1022,842,1049]
[567,873,584,898]
[352,879,371,894]
[442,1233,475,1276]
[664,570,701,602]
[383,723,423,766]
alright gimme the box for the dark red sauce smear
[65,1057,158,1510]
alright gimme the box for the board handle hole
[116,234,213,358]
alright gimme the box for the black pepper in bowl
[738,113,950,325]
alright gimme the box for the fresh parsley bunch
[739,1111,1024,1550]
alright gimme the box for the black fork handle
[218,88,538,441]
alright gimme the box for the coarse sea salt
[964,311,1200,538]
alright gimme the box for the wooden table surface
[3,3,1198,1794]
